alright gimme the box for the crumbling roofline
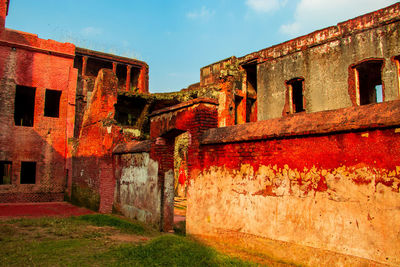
[149,98,218,118]
[200,56,237,71]
[239,3,400,63]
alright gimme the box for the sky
[5,0,398,93]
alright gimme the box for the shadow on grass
[94,234,257,266]
[75,214,156,236]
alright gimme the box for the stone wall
[187,100,400,265]
[198,3,400,124]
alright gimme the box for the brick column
[112,62,117,74]
[138,66,147,93]
[126,65,132,92]
[82,56,88,76]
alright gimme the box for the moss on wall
[70,183,100,211]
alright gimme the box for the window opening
[243,63,257,95]
[20,161,36,184]
[355,60,383,105]
[287,78,305,113]
[375,85,383,103]
[246,98,256,123]
[86,58,113,77]
[44,89,61,117]
[234,95,243,125]
[114,95,147,127]
[116,64,128,89]
[14,85,36,127]
[0,161,12,185]
[130,67,140,91]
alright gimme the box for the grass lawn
[0,214,258,266]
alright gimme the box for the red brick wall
[0,27,77,203]
[72,69,125,213]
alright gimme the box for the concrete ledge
[113,140,152,154]
[201,100,400,145]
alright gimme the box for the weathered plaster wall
[114,152,160,226]
[0,27,77,202]
[188,100,400,265]
[256,4,400,120]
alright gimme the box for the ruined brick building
[1,0,400,265]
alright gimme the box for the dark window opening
[14,85,36,127]
[356,60,384,105]
[235,95,243,125]
[73,55,83,73]
[246,98,256,123]
[116,64,128,88]
[130,67,141,91]
[243,64,257,96]
[0,161,12,185]
[86,58,113,77]
[287,78,304,113]
[20,161,36,184]
[44,89,61,117]
[114,95,147,127]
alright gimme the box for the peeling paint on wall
[114,152,160,226]
[188,163,400,265]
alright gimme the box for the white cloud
[186,6,215,20]
[246,0,287,13]
[80,26,103,37]
[280,0,397,36]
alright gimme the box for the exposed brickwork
[0,4,77,202]
[72,69,124,213]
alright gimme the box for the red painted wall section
[72,69,124,213]
[188,99,400,264]
[0,13,77,202]
[200,100,400,188]
[0,0,8,30]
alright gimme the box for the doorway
[172,132,189,232]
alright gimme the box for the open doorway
[172,132,189,232]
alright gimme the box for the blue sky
[5,0,397,93]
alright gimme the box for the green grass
[0,215,259,267]
[95,235,256,267]
[75,214,155,236]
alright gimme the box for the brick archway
[149,98,218,232]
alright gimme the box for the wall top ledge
[113,140,152,155]
[201,100,400,145]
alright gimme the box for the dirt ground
[0,202,94,218]
[195,230,391,267]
